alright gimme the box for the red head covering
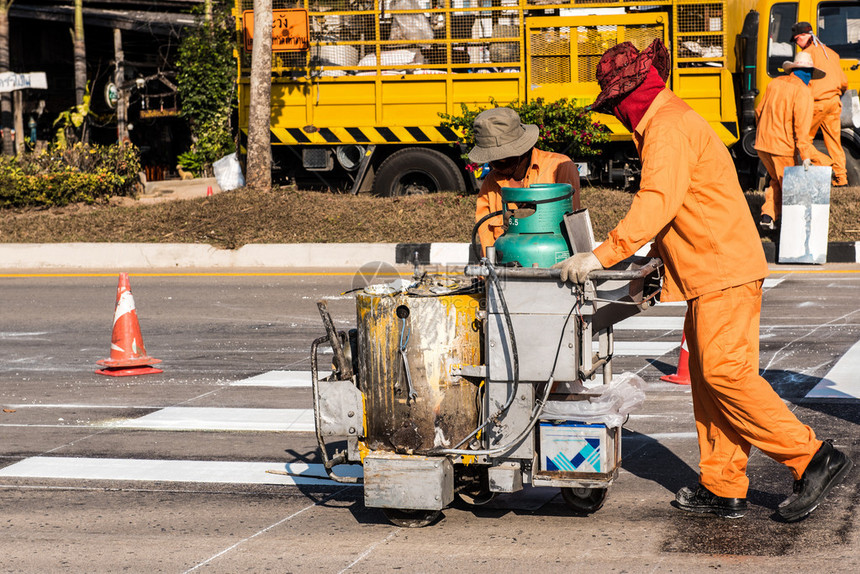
[589,39,670,115]
[613,66,667,131]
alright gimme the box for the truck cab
[741,1,860,184]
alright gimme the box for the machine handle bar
[464,257,663,282]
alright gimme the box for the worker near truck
[792,21,850,187]
[553,39,852,521]
[469,107,581,255]
[755,51,822,230]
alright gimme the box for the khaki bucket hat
[468,107,539,164]
[783,51,825,79]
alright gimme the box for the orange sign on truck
[242,9,309,52]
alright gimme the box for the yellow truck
[235,0,860,194]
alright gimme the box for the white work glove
[552,252,603,283]
[802,158,812,170]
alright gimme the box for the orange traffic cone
[206,185,213,198]
[661,332,690,385]
[96,273,163,377]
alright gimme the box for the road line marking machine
[311,183,663,526]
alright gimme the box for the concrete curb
[0,241,857,270]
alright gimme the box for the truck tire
[373,148,465,196]
[845,144,860,187]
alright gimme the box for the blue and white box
[539,421,618,474]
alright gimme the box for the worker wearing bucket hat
[554,39,851,522]
[792,21,850,186]
[754,51,822,229]
[470,107,580,254]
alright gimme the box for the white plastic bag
[357,49,423,67]
[212,152,245,192]
[540,371,646,428]
[389,0,434,42]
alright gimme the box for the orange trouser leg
[810,96,847,185]
[757,152,795,221]
[685,280,821,498]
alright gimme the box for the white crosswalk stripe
[230,370,313,387]
[107,407,314,432]
[0,457,362,485]
[805,338,860,399]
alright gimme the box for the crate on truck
[235,1,860,193]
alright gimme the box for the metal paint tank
[494,183,573,268]
[356,278,482,454]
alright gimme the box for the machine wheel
[372,148,465,196]
[381,508,442,528]
[560,487,607,514]
[455,489,497,506]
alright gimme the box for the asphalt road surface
[0,265,858,573]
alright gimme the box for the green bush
[439,98,610,162]
[176,3,236,176]
[0,143,141,208]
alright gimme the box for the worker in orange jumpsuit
[470,107,580,255]
[754,51,821,230]
[792,21,850,187]
[553,39,852,521]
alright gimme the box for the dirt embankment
[1,185,857,248]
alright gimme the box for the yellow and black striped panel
[592,114,739,146]
[269,125,461,145]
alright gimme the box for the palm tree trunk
[0,1,13,156]
[73,0,86,107]
[246,0,272,191]
[113,28,127,142]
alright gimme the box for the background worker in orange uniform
[470,107,580,255]
[553,39,852,521]
[792,21,850,187]
[754,51,822,230]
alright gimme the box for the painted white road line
[613,316,684,331]
[763,277,784,289]
[592,341,679,356]
[5,404,161,409]
[0,457,362,485]
[805,339,860,399]
[107,407,314,432]
[230,370,312,388]
[624,432,698,440]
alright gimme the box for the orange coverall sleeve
[793,88,816,161]
[475,178,504,255]
[593,123,690,268]
[553,159,582,210]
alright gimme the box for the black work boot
[759,214,776,230]
[778,440,853,522]
[674,484,747,519]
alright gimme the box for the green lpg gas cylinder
[494,183,573,268]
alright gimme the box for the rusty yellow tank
[355,278,482,454]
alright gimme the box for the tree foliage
[439,98,610,161]
[53,84,91,147]
[176,2,236,175]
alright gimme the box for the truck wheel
[560,487,607,514]
[845,144,860,187]
[381,508,442,527]
[373,148,465,196]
